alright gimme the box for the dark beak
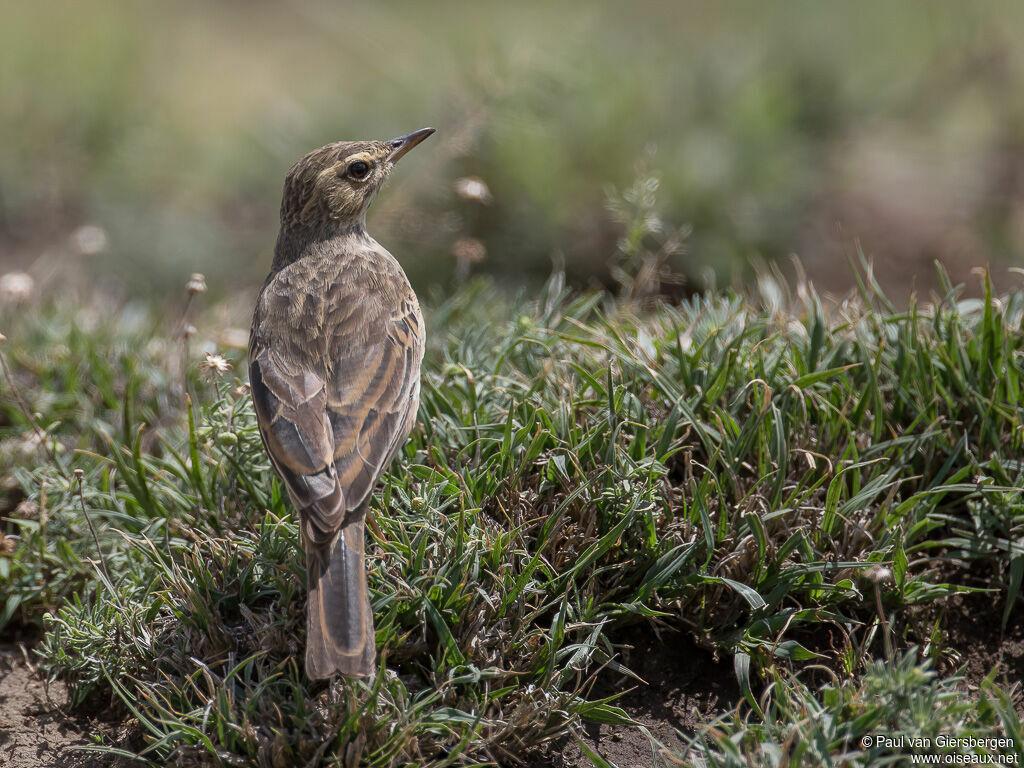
[386,127,436,164]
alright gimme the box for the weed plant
[1,261,1022,765]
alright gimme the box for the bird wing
[249,345,344,539]
[250,279,422,546]
[325,293,423,528]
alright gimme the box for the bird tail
[305,518,376,679]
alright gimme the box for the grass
[691,649,1022,767]
[1,257,1023,766]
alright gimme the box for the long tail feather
[305,519,375,679]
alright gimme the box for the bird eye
[348,161,370,179]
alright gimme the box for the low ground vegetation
[1,264,1023,766]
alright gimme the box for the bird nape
[248,128,435,679]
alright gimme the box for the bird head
[279,127,435,236]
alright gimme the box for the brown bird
[249,128,434,679]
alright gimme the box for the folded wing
[250,291,422,546]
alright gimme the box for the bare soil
[936,590,1024,706]
[537,627,740,768]
[0,641,133,768]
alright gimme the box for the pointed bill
[386,127,436,164]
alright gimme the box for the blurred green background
[3,0,1024,301]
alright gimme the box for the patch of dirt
[0,642,137,768]
[936,590,1024,704]
[537,627,740,768]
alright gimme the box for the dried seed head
[74,468,84,479]
[866,565,892,584]
[0,331,6,343]
[182,323,197,339]
[14,500,39,519]
[199,353,232,379]
[186,273,207,295]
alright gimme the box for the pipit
[249,128,434,679]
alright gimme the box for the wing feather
[250,262,422,547]
[326,296,422,512]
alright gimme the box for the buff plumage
[249,128,433,678]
